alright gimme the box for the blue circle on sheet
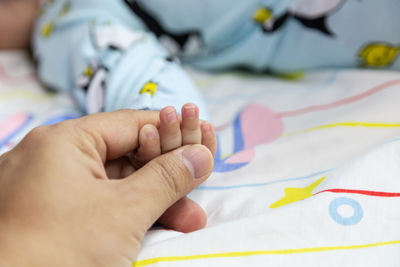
[329,197,363,226]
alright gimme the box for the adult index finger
[73,109,160,162]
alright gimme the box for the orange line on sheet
[278,79,400,117]
[281,122,400,137]
[132,239,400,266]
[0,90,53,102]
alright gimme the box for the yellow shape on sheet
[281,121,400,137]
[220,153,233,159]
[253,7,273,23]
[359,43,400,68]
[269,176,326,209]
[0,90,54,103]
[132,239,400,267]
[278,71,305,80]
[41,22,54,37]
[140,82,158,96]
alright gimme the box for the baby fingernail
[201,122,212,133]
[146,129,157,140]
[183,104,196,119]
[166,109,177,123]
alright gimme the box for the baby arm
[33,0,209,118]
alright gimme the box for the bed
[1,50,399,266]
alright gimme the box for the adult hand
[0,110,214,267]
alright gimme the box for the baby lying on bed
[4,0,400,116]
[2,0,400,160]
[31,0,400,118]
[0,0,217,172]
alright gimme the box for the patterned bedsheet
[1,51,399,266]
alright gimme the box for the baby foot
[133,103,217,166]
[133,103,217,233]
[160,103,217,155]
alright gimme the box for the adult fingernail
[181,145,212,179]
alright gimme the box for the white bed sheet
[1,51,399,266]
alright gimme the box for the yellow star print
[269,177,326,209]
[359,43,400,68]
[253,7,273,24]
[41,22,54,37]
[140,81,158,96]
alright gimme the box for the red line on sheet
[314,188,400,197]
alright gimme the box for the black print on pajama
[77,61,109,114]
[255,0,347,37]
[123,0,204,56]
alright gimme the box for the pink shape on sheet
[0,113,29,140]
[240,104,284,149]
[0,61,36,84]
[225,149,255,164]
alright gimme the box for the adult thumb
[118,144,214,229]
